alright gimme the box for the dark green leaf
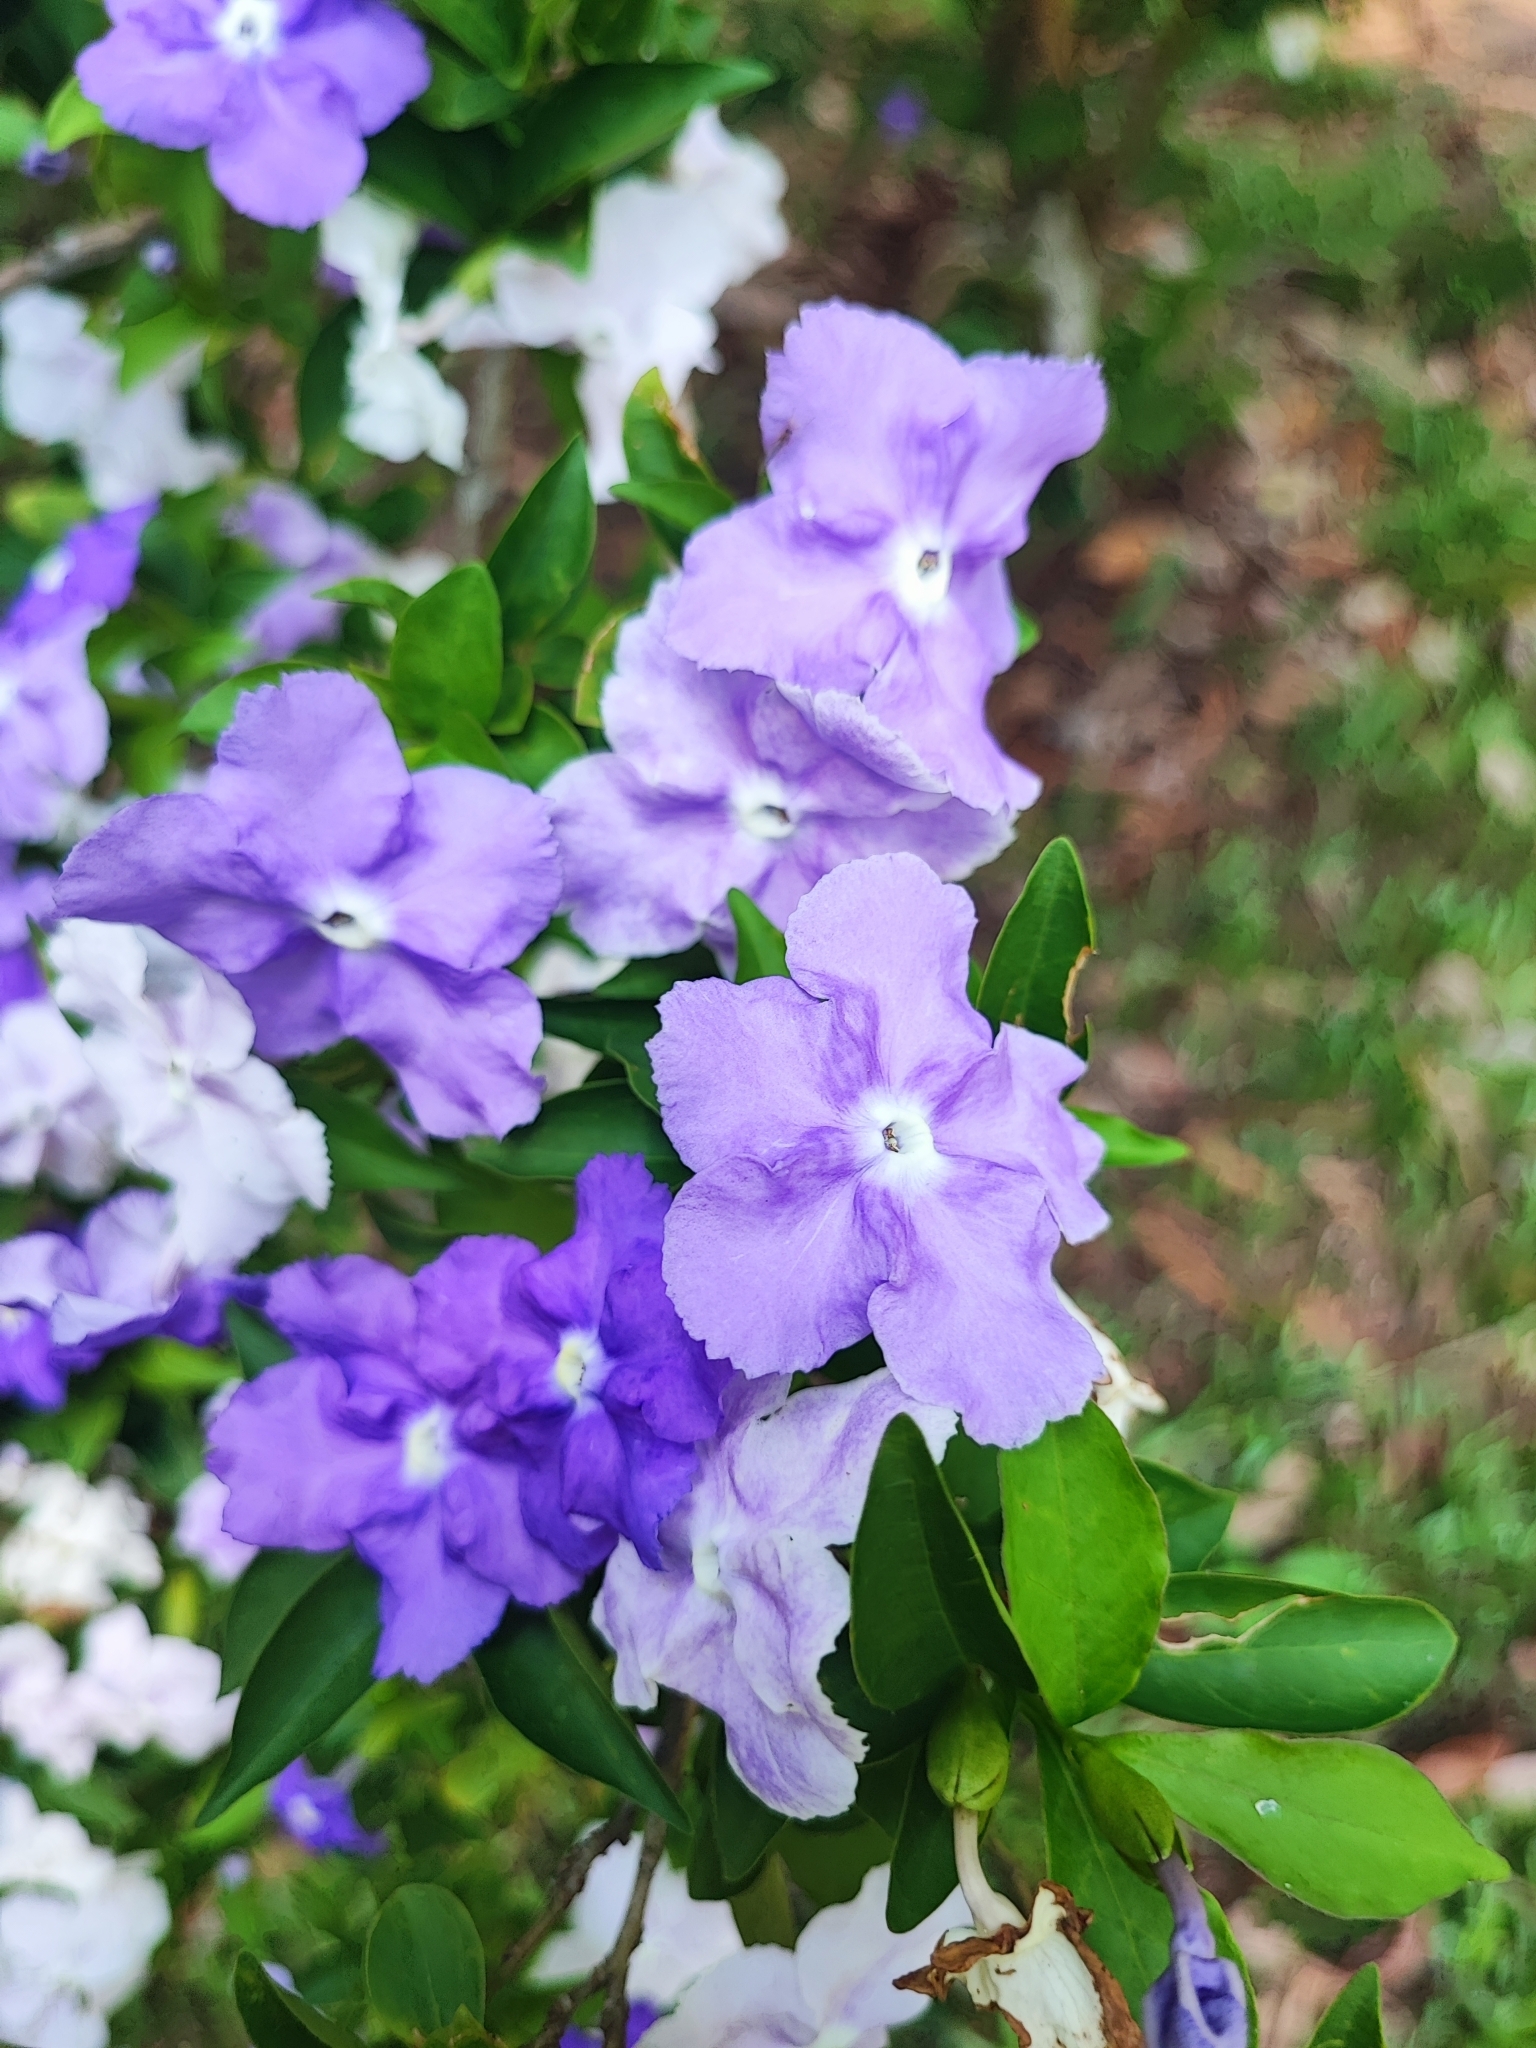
[366,116,513,238]
[1070,1106,1189,1168]
[410,0,525,77]
[497,702,586,786]
[475,1606,686,1826]
[1129,1578,1457,1733]
[489,441,596,641]
[976,837,1094,1042]
[201,1553,381,1824]
[286,1074,464,1192]
[1000,1404,1167,1724]
[299,303,359,463]
[887,1744,960,1932]
[729,890,788,981]
[224,1301,295,1375]
[221,1550,348,1695]
[365,1884,486,2035]
[694,1715,783,1888]
[1104,1729,1510,1916]
[1138,1460,1234,1573]
[598,948,716,999]
[610,476,733,536]
[1307,1966,1387,2048]
[777,1815,892,1909]
[539,996,660,1109]
[851,1415,1026,1710]
[468,1081,681,1182]
[234,1951,361,2048]
[391,563,502,730]
[417,42,518,129]
[823,1634,951,1766]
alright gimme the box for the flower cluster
[0,1451,161,1616]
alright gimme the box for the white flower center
[287,1794,323,1834]
[213,0,282,59]
[859,1095,949,1193]
[0,669,20,718]
[730,772,797,843]
[554,1330,602,1399]
[692,1536,731,1603]
[401,1404,454,1488]
[30,548,70,595]
[0,1306,31,1337]
[310,882,392,951]
[889,532,953,621]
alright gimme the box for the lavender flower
[56,671,561,1139]
[877,87,926,143]
[0,850,53,1012]
[6,505,152,648]
[546,579,1014,966]
[595,1371,953,1820]
[1143,1859,1247,2048]
[651,854,1109,1450]
[173,1470,256,1582]
[75,0,430,231]
[270,1758,386,1855]
[18,142,71,184]
[0,615,106,846]
[225,483,377,661]
[665,301,1105,811]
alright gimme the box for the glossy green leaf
[317,577,416,621]
[233,1951,361,2048]
[620,370,731,555]
[285,1074,464,1193]
[610,475,733,536]
[851,1415,1026,1710]
[44,75,105,151]
[365,1884,485,2035]
[299,302,360,462]
[0,96,42,165]
[729,890,788,981]
[1138,1460,1234,1573]
[505,62,773,224]
[1000,1404,1167,1724]
[977,837,1094,1042]
[220,1549,349,1694]
[887,1743,960,1933]
[468,1080,680,1182]
[1104,1729,1510,1916]
[119,305,212,390]
[1071,1106,1189,1167]
[1307,1966,1387,2048]
[1129,1576,1457,1733]
[693,1714,784,1889]
[539,996,660,1109]
[391,562,502,730]
[475,1606,686,1827]
[489,441,596,640]
[417,42,519,129]
[599,948,716,1000]
[418,709,509,776]
[201,1553,381,1824]
[410,0,526,77]
[366,116,513,237]
[497,702,586,786]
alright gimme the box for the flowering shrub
[0,4,1515,2047]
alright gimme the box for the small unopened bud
[927,1677,1011,1814]
[1069,1736,1177,1867]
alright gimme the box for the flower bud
[1068,1735,1177,1866]
[926,1677,1011,1813]
[1143,1857,1248,2048]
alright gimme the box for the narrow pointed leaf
[489,440,595,640]
[977,837,1094,1042]
[234,1952,361,2048]
[729,889,789,981]
[220,1548,347,1694]
[391,562,502,729]
[1307,1966,1387,2048]
[1138,1460,1234,1572]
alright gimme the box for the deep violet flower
[55,671,561,1140]
[545,578,1015,966]
[75,0,430,231]
[665,300,1106,812]
[270,1758,386,1856]
[651,854,1109,1450]
[1143,1858,1247,2048]
[6,505,153,648]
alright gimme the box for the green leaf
[418,709,510,776]
[178,663,341,742]
[475,1606,687,1826]
[1103,1729,1511,1916]
[1205,1889,1261,2048]
[620,370,729,554]
[571,609,626,728]
[224,1301,294,1375]
[497,702,586,786]
[416,42,518,129]
[126,1338,233,1396]
[505,62,773,224]
[365,1884,485,2035]
[469,1081,680,1182]
[887,1744,960,1932]
[539,996,660,1109]
[610,475,733,536]
[1071,1106,1189,1168]
[489,441,596,641]
[44,74,104,151]
[1307,1966,1387,2048]
[693,1714,783,1889]
[0,95,44,167]
[1128,1577,1457,1733]
[729,890,788,982]
[1138,1460,1234,1573]
[318,577,416,621]
[976,837,1094,1043]
[201,1554,381,1824]
[599,947,716,999]
[410,0,526,78]
[285,1075,464,1193]
[391,563,502,730]
[851,1415,1026,1710]
[118,305,213,390]
[299,303,360,465]
[233,1951,362,2048]
[221,1550,350,1694]
[1000,1404,1168,1724]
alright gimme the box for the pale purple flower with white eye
[652,854,1109,1451]
[75,0,430,231]
[546,579,1015,967]
[270,1757,386,1855]
[56,671,561,1140]
[225,483,376,661]
[1143,1859,1247,2048]
[173,1470,257,1582]
[594,1371,954,1820]
[666,300,1106,811]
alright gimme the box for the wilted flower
[270,1757,386,1855]
[1141,1858,1246,2048]
[75,0,429,230]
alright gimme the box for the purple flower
[563,2005,657,2048]
[56,671,561,1139]
[270,1757,386,1855]
[877,87,926,142]
[1143,1859,1247,2048]
[0,848,52,1011]
[595,1371,953,1820]
[665,301,1105,811]
[546,579,1014,967]
[0,1190,244,1411]
[19,142,72,184]
[225,484,376,661]
[75,0,430,231]
[141,237,180,275]
[6,503,153,648]
[651,854,1109,1450]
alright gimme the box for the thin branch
[598,1812,669,2048]
[0,207,161,300]
[496,1802,639,1986]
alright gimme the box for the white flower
[532,1834,741,2008]
[320,194,467,469]
[1263,8,1326,80]
[0,1777,170,2048]
[67,1603,234,1765]
[46,920,332,1267]
[0,1625,98,1781]
[0,1452,162,1618]
[0,997,115,1196]
[0,288,236,510]
[173,1469,256,1584]
[643,1864,962,2048]
[439,109,787,498]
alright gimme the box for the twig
[497,1803,638,1986]
[598,1813,669,2048]
[0,207,161,300]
